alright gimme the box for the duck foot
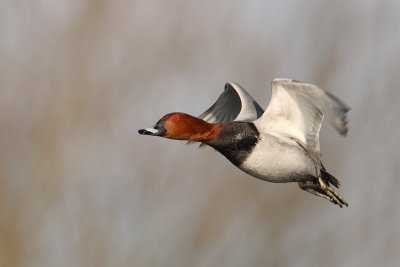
[298,177,348,208]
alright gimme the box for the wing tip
[334,110,350,136]
[272,78,351,137]
[324,91,351,136]
[325,91,351,112]
[339,125,349,136]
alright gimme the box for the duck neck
[192,122,224,143]
[170,115,223,142]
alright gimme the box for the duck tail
[320,168,340,188]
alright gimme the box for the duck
[138,79,350,207]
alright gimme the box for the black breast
[206,122,259,166]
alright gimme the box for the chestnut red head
[138,112,221,142]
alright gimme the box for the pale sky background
[1,1,399,266]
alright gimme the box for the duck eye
[170,114,179,122]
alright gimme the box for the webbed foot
[298,177,348,207]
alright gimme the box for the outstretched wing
[256,79,350,155]
[198,82,264,123]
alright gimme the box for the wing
[256,79,350,155]
[198,82,264,123]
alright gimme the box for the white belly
[240,137,317,183]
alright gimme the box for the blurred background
[1,1,399,266]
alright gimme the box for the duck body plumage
[139,79,350,207]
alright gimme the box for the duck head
[139,112,221,142]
